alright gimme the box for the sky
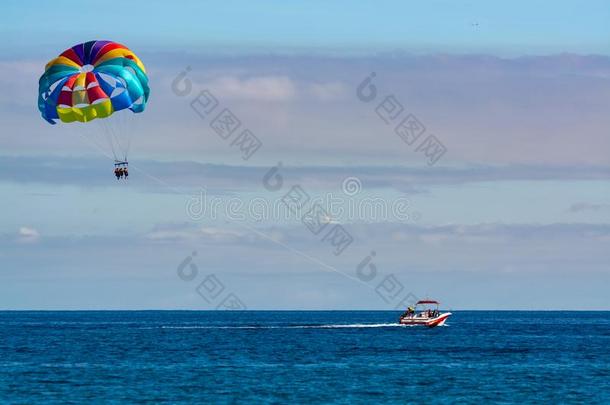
[1,1,609,309]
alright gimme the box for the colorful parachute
[38,40,150,124]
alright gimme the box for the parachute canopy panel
[38,40,150,124]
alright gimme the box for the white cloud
[205,75,348,103]
[146,224,263,244]
[199,226,246,241]
[0,61,44,106]
[207,76,297,101]
[5,54,610,167]
[567,202,610,213]
[308,82,348,101]
[17,226,40,243]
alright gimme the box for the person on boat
[401,306,414,319]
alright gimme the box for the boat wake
[156,323,406,330]
[303,323,405,329]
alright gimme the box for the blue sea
[1,311,609,403]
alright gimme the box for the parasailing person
[37,40,150,179]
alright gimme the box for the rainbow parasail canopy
[38,40,150,124]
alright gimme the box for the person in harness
[114,162,128,180]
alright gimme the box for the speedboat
[399,300,451,327]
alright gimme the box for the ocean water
[1,311,609,404]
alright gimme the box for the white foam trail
[158,323,405,330]
[307,323,405,329]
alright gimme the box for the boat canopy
[416,300,439,305]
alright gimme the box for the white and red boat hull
[399,312,451,328]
